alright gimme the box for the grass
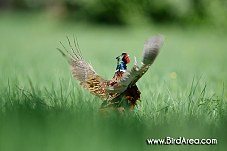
[0,12,227,151]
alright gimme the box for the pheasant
[58,35,164,111]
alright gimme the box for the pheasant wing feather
[58,37,109,100]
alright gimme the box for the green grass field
[0,13,227,151]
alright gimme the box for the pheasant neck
[116,61,127,72]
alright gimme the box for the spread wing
[58,36,109,100]
[107,35,164,93]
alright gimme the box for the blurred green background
[1,0,227,27]
[0,0,227,151]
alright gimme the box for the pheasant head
[115,52,130,72]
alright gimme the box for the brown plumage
[58,35,164,111]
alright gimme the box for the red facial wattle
[125,55,130,64]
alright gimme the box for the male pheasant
[58,35,164,111]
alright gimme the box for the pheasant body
[58,35,164,111]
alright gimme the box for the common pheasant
[58,35,164,111]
